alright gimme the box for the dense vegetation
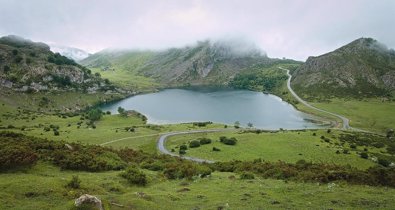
[229,64,288,92]
[2,131,395,188]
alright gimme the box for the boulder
[75,194,103,210]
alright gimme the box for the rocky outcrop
[0,35,114,93]
[74,194,103,210]
[292,38,395,97]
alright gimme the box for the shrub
[220,136,237,145]
[66,175,81,189]
[360,152,368,159]
[120,166,147,186]
[189,140,201,148]
[179,144,188,150]
[179,149,186,155]
[193,122,212,127]
[54,130,60,136]
[378,158,391,167]
[240,172,255,180]
[212,147,221,151]
[199,138,212,145]
[0,144,38,171]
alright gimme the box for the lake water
[100,89,323,129]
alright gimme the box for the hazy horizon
[0,0,394,61]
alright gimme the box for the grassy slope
[85,51,159,92]
[165,130,376,169]
[91,67,158,92]
[1,162,394,210]
[311,98,395,133]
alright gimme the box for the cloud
[0,0,394,60]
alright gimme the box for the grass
[0,96,226,153]
[0,90,125,114]
[91,67,159,92]
[1,162,395,210]
[311,98,395,133]
[166,129,377,169]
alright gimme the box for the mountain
[0,35,112,92]
[49,44,91,61]
[292,38,395,98]
[81,40,296,87]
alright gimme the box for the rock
[74,194,103,210]
[65,143,73,150]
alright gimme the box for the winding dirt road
[157,129,235,163]
[279,67,351,129]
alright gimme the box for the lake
[100,89,324,129]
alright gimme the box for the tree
[87,108,102,122]
[234,121,240,129]
[118,106,127,117]
[247,122,253,128]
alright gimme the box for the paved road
[279,67,350,129]
[157,129,234,163]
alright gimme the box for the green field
[311,98,395,133]
[165,130,380,169]
[1,162,394,210]
[90,67,159,92]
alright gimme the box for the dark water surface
[101,89,323,129]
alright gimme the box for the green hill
[292,38,395,99]
[81,40,300,89]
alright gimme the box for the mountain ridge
[81,40,298,87]
[292,37,395,98]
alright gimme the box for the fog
[0,0,394,61]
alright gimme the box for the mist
[0,0,394,61]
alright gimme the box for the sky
[0,0,394,61]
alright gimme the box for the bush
[199,138,212,145]
[220,136,237,145]
[0,144,38,171]
[179,149,186,155]
[189,140,201,148]
[54,130,60,136]
[66,175,81,189]
[212,147,221,151]
[120,166,147,186]
[240,172,255,180]
[360,152,368,159]
[179,144,188,150]
[193,122,212,127]
[378,158,391,167]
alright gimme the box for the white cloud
[0,0,394,60]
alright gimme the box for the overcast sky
[0,0,394,61]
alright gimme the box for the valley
[1,35,395,210]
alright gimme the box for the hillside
[0,35,113,93]
[292,38,395,99]
[81,40,299,88]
